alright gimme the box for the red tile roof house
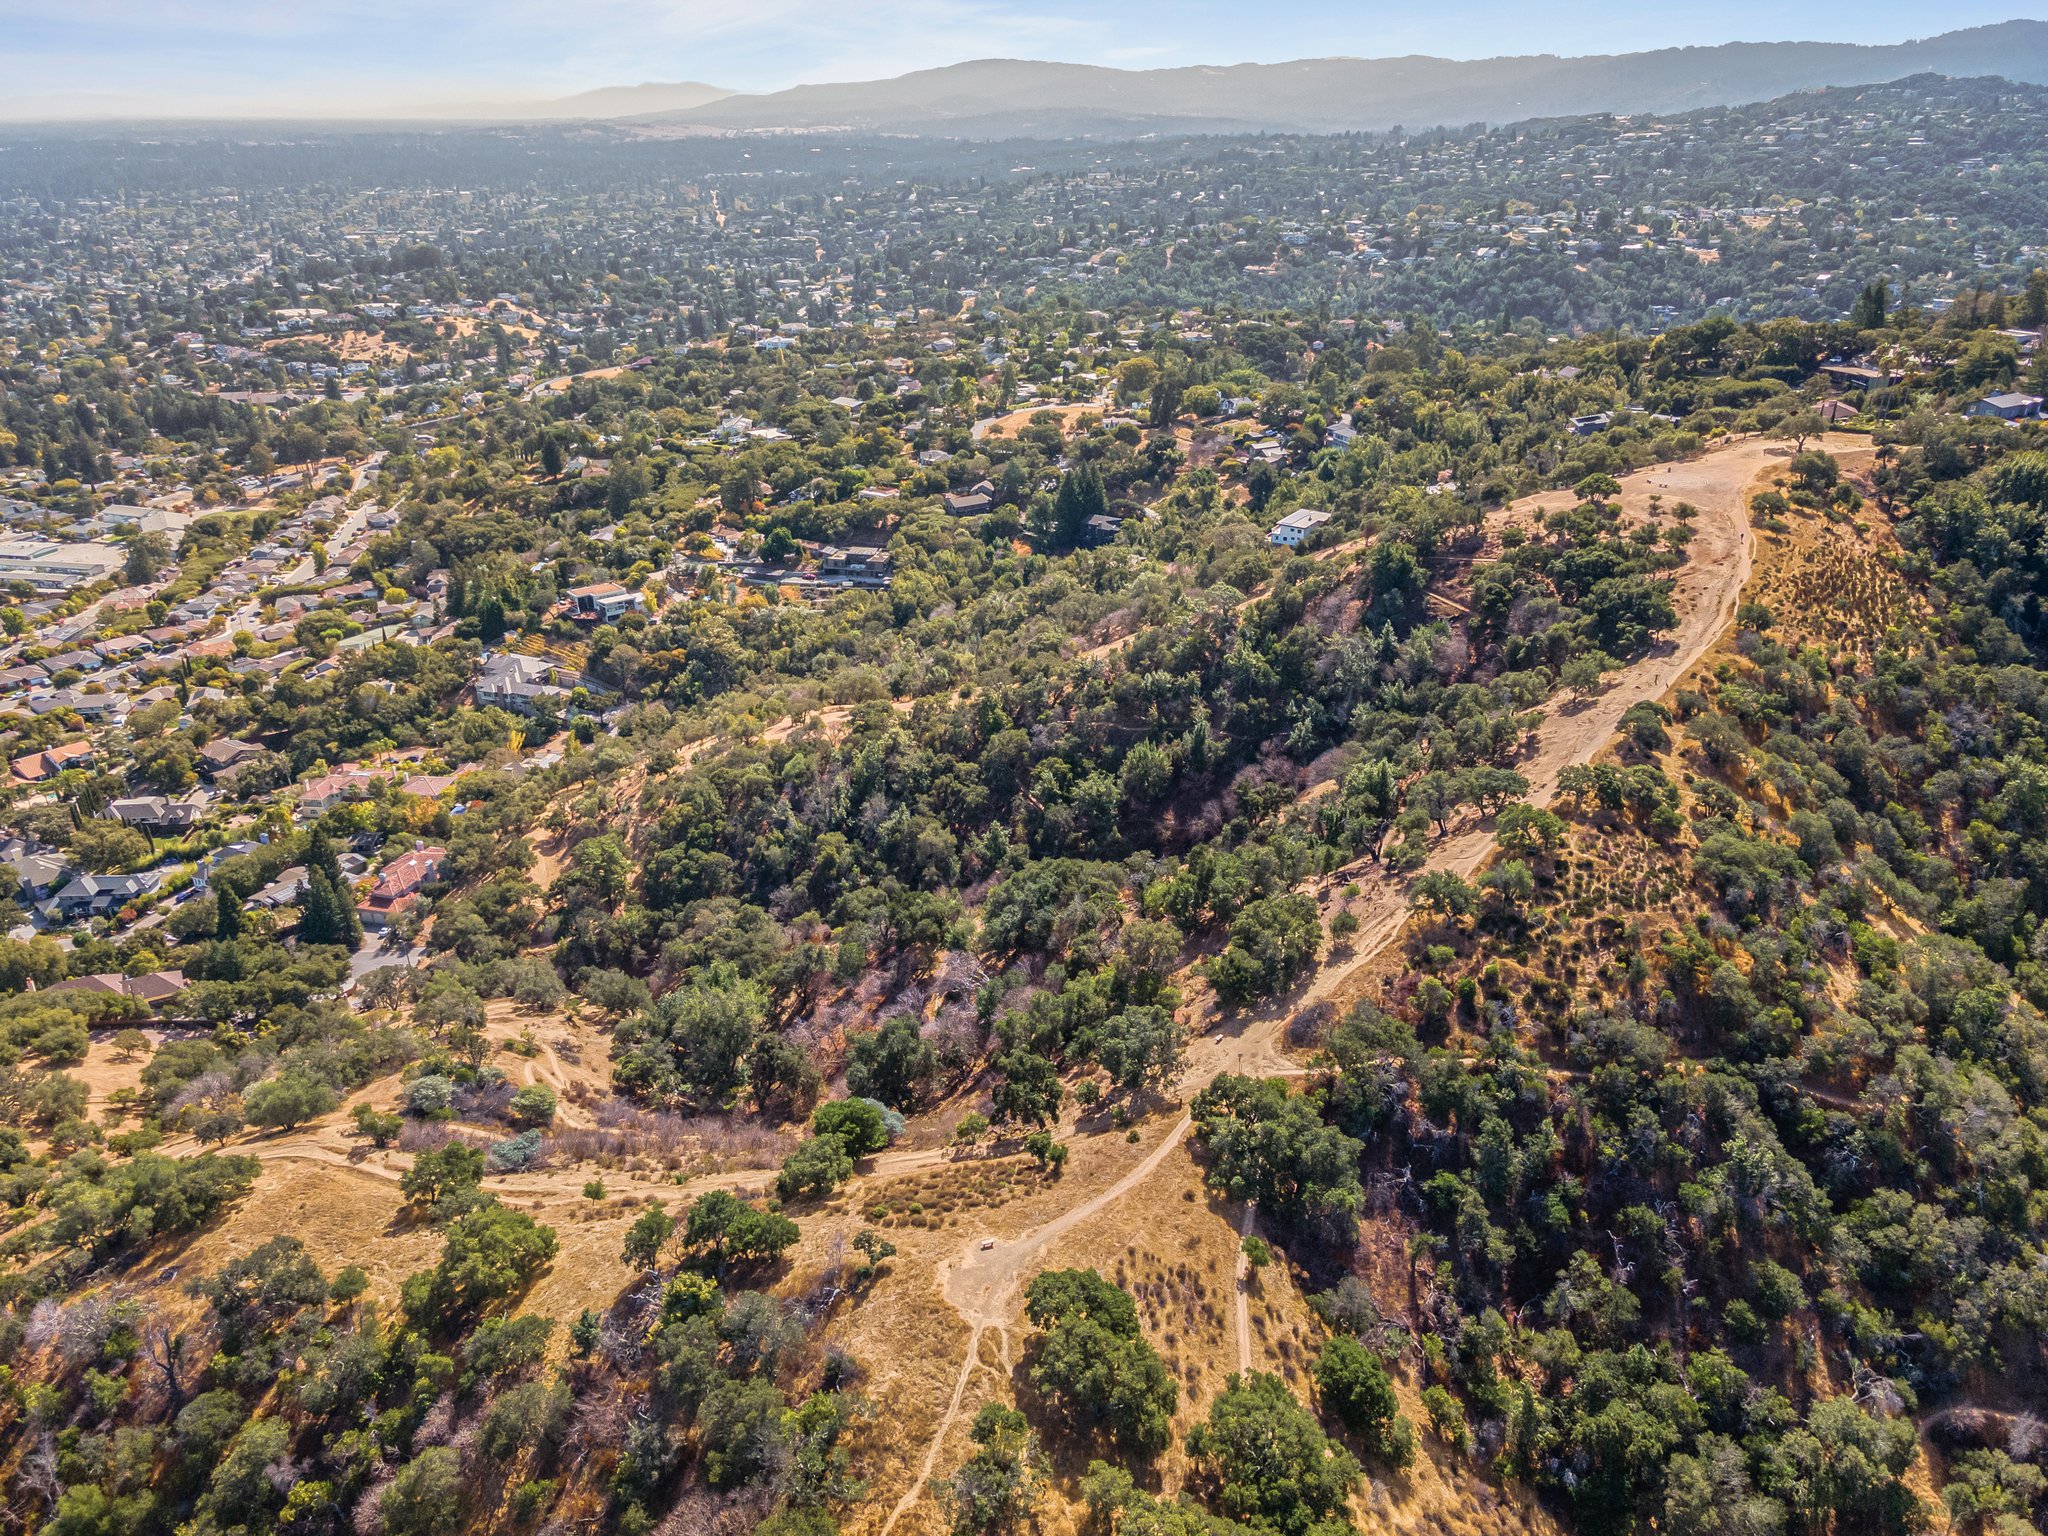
[357,845,446,930]
[11,739,93,783]
[396,773,458,800]
[295,768,384,816]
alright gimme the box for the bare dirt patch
[970,402,1104,442]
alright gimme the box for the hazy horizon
[3,1,2046,122]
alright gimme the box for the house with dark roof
[197,737,266,779]
[48,969,186,1013]
[1081,513,1124,547]
[108,793,211,831]
[10,853,74,900]
[816,546,894,588]
[29,689,128,724]
[247,866,309,910]
[943,480,997,516]
[1968,392,2044,421]
[43,871,161,921]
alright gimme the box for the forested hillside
[5,133,2048,1536]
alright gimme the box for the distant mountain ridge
[536,81,733,118]
[408,81,734,121]
[611,21,2048,137]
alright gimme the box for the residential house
[49,969,187,1013]
[109,792,210,831]
[1820,363,1896,388]
[295,768,384,816]
[246,867,309,910]
[197,737,266,780]
[170,594,226,624]
[564,583,644,622]
[1269,509,1334,548]
[10,853,73,901]
[29,689,128,725]
[1081,513,1124,547]
[816,547,894,588]
[1968,392,2044,421]
[358,845,447,930]
[475,653,568,715]
[942,480,996,516]
[43,871,161,921]
[11,739,93,783]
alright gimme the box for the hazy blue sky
[3,0,2042,118]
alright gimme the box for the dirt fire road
[870,432,1850,1533]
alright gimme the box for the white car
[980,1239,997,1251]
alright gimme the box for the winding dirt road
[881,1117,1200,1534]
[873,433,1823,1534]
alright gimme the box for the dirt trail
[875,434,1809,1532]
[1215,434,1867,1036]
[233,1127,965,1215]
[142,436,1815,1536]
[877,1116,1197,1534]
[940,1116,1196,1330]
[1233,1201,1257,1373]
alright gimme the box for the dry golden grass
[35,440,1895,1536]
[176,1161,440,1314]
[972,403,1102,442]
[843,1156,1043,1230]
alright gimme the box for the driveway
[346,931,423,987]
